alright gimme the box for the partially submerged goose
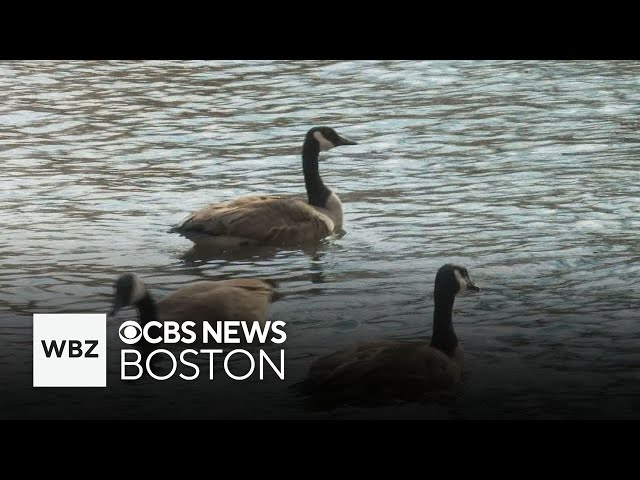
[300,264,480,406]
[110,273,276,325]
[170,126,357,249]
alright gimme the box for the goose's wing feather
[170,195,334,244]
[304,341,460,403]
[158,279,275,323]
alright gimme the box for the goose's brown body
[172,193,341,247]
[303,341,463,404]
[157,278,275,323]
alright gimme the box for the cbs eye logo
[118,321,142,345]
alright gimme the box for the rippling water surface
[1,60,639,419]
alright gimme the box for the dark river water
[1,60,639,419]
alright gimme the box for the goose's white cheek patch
[454,270,467,292]
[314,131,335,151]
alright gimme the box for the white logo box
[33,314,106,387]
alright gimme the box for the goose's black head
[306,126,358,152]
[434,264,480,299]
[110,273,147,317]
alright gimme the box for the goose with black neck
[169,126,357,250]
[299,264,480,407]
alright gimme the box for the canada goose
[109,273,277,325]
[300,264,480,406]
[169,126,357,249]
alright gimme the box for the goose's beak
[336,135,357,146]
[466,279,480,292]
